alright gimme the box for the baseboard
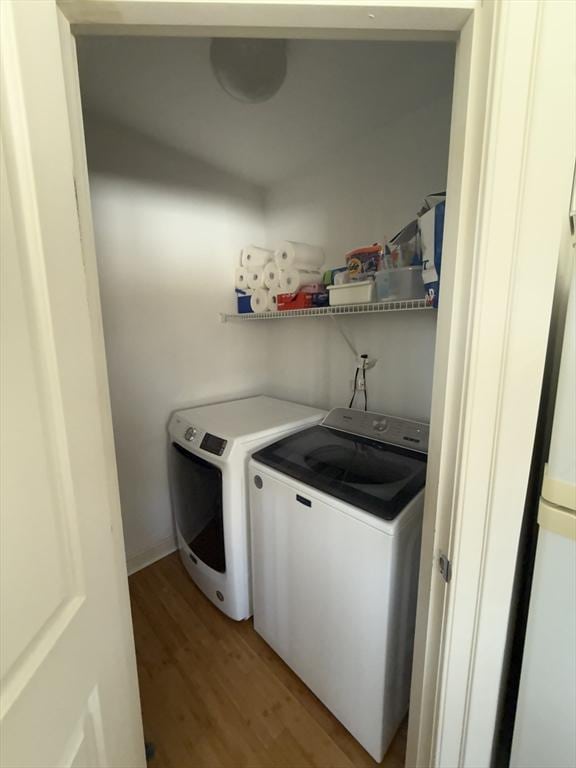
[126,535,177,576]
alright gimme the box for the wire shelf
[221,298,433,322]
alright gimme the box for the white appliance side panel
[250,467,408,761]
[382,495,423,744]
[510,528,576,768]
[548,261,576,486]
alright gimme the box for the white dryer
[249,407,428,761]
[167,396,325,621]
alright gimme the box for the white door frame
[54,5,481,766]
[433,3,575,765]
[10,1,574,765]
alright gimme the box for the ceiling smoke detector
[210,38,287,103]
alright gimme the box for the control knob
[184,427,196,441]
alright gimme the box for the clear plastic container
[376,266,425,301]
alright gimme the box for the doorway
[72,29,462,768]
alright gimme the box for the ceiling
[77,37,455,187]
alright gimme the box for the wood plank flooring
[129,553,407,768]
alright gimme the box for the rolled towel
[274,241,324,270]
[263,261,281,290]
[241,245,274,268]
[250,287,269,313]
[279,269,324,293]
[235,267,250,291]
[246,267,267,290]
[266,289,280,312]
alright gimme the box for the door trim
[434,2,575,764]
[58,0,474,37]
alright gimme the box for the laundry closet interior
[77,33,456,767]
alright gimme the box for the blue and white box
[419,193,445,308]
[236,289,253,314]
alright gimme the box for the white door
[0,2,145,766]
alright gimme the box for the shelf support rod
[328,313,360,359]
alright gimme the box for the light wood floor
[129,553,407,768]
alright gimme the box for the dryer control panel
[168,414,229,459]
[200,433,228,456]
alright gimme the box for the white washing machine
[249,407,428,761]
[167,396,325,621]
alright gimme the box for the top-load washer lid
[252,409,428,521]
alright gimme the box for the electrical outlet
[357,355,377,370]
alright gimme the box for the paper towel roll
[274,241,325,270]
[235,267,250,290]
[247,267,267,290]
[279,269,323,293]
[266,290,280,312]
[250,288,269,313]
[241,245,274,268]
[263,261,281,290]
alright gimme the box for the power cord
[349,354,369,411]
[348,367,360,408]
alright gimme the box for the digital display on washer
[200,433,227,456]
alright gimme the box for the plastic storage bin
[328,280,375,306]
[376,266,425,301]
[375,271,391,300]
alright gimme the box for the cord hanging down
[349,354,369,411]
[327,315,374,411]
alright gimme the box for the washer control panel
[323,408,429,453]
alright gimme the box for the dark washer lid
[253,425,427,521]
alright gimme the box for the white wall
[85,118,268,569]
[77,38,455,187]
[264,96,452,419]
[83,47,453,568]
